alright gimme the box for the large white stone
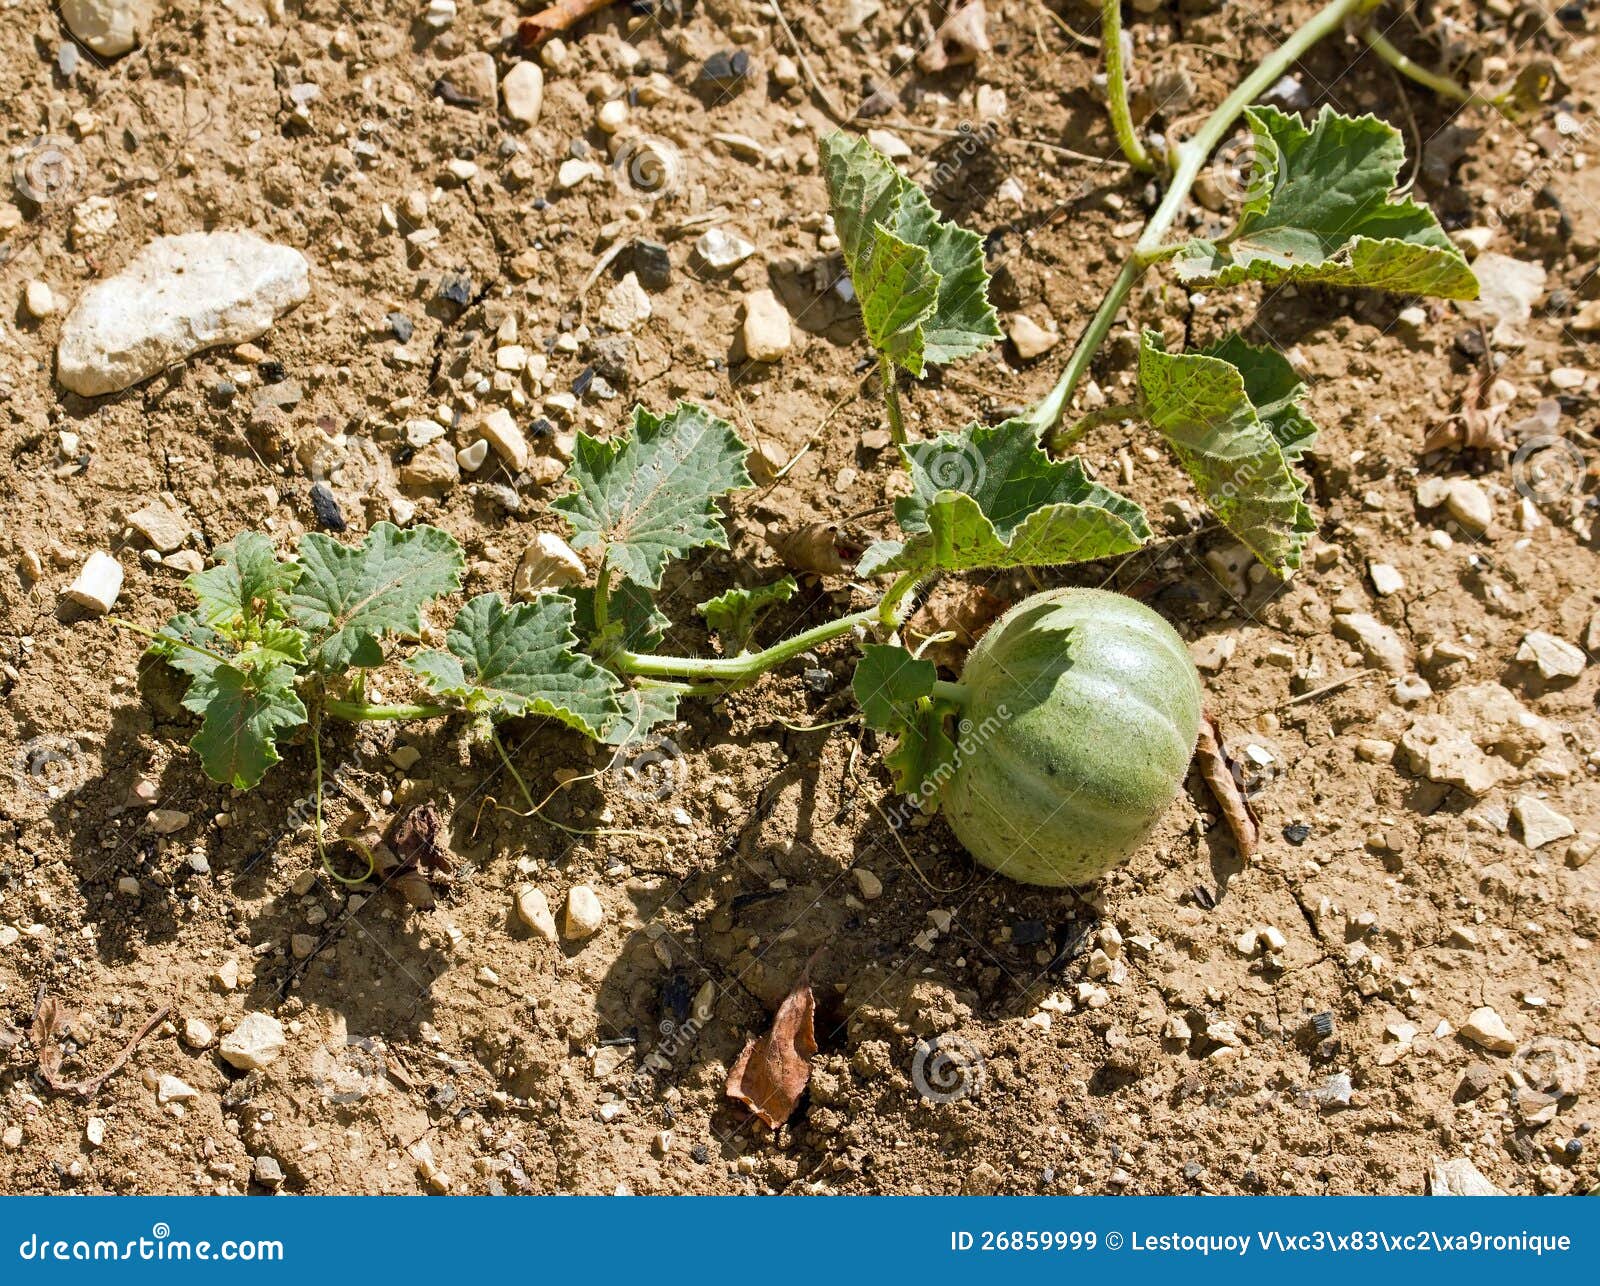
[61,0,150,57]
[219,1012,285,1071]
[57,231,311,396]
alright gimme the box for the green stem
[591,557,612,637]
[1050,401,1142,454]
[879,351,907,445]
[1033,0,1380,437]
[932,679,969,707]
[617,570,923,684]
[325,699,450,722]
[1359,27,1483,107]
[1102,1,1155,173]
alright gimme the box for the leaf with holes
[291,522,465,671]
[858,418,1151,577]
[407,592,620,738]
[553,402,752,590]
[1172,106,1478,299]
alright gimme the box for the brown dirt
[1,0,1597,1196]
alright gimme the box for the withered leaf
[1195,712,1260,861]
[726,976,818,1128]
[764,521,859,577]
[29,993,169,1098]
[391,801,451,873]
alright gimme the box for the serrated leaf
[858,418,1151,577]
[570,580,671,655]
[1200,333,1319,458]
[189,661,306,790]
[291,522,465,671]
[1173,106,1478,300]
[698,577,797,653]
[597,682,683,748]
[852,643,957,797]
[856,223,939,376]
[187,532,300,628]
[822,131,1001,374]
[407,593,619,738]
[148,613,226,697]
[1138,330,1316,575]
[553,402,752,591]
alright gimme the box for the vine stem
[615,570,922,683]
[1102,1,1155,172]
[879,352,908,444]
[1033,0,1384,441]
[1359,27,1485,108]
[325,699,450,721]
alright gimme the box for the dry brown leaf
[904,584,1008,668]
[765,521,857,576]
[726,975,818,1128]
[1425,349,1508,453]
[1195,712,1260,861]
[917,0,990,73]
[29,993,169,1098]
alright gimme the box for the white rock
[1516,631,1585,680]
[219,1012,286,1071]
[1460,1006,1516,1053]
[211,958,239,992]
[1007,313,1060,359]
[1188,635,1237,672]
[563,884,605,939]
[421,0,456,29]
[1428,1156,1502,1196]
[456,439,489,472]
[127,501,187,552]
[852,868,883,900]
[695,228,756,269]
[1513,796,1576,850]
[557,158,602,190]
[596,100,628,133]
[65,551,123,614]
[515,886,558,940]
[156,1074,199,1103]
[61,0,150,57]
[1368,562,1404,596]
[1445,479,1493,535]
[480,406,531,471]
[502,61,544,126]
[865,128,912,159]
[182,1017,215,1049]
[24,281,57,319]
[513,533,586,596]
[146,808,190,834]
[741,289,791,361]
[1332,612,1408,674]
[85,1117,106,1147]
[1463,252,1545,344]
[598,272,652,332]
[57,232,311,397]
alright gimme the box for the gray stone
[219,1012,286,1071]
[1333,613,1409,673]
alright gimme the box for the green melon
[940,588,1202,887]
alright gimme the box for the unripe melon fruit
[940,588,1202,887]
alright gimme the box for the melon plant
[126,0,1481,888]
